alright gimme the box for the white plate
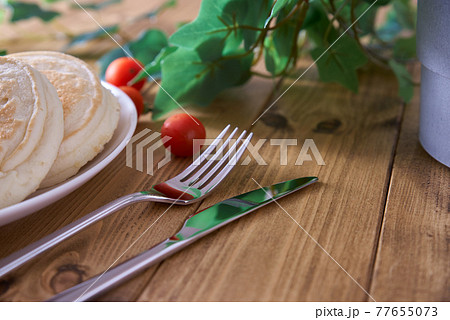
[0,82,137,227]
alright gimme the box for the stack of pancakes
[0,51,120,209]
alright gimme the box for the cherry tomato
[161,114,206,157]
[119,86,144,117]
[105,57,146,91]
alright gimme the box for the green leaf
[240,0,273,49]
[388,59,414,102]
[264,36,283,75]
[356,4,377,36]
[170,0,272,51]
[131,46,178,84]
[0,50,6,56]
[265,0,296,27]
[264,4,299,75]
[153,41,253,119]
[71,0,122,10]
[7,1,60,22]
[337,1,376,36]
[305,1,339,46]
[393,35,416,61]
[128,29,168,65]
[169,0,238,49]
[310,35,368,93]
[97,29,168,78]
[65,25,119,49]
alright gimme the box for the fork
[0,125,252,278]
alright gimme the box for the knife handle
[47,177,318,301]
[47,238,191,302]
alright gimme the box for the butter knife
[48,176,318,302]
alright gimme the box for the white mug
[417,0,450,167]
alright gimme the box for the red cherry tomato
[119,86,144,117]
[105,57,146,91]
[161,114,206,157]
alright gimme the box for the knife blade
[48,176,318,302]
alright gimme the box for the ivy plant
[0,0,417,119]
[129,0,417,118]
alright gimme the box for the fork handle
[0,192,148,278]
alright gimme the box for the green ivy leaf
[153,40,253,119]
[168,0,228,48]
[65,25,119,49]
[129,29,168,65]
[264,5,299,75]
[265,0,296,27]
[337,1,376,36]
[357,4,377,36]
[97,29,168,78]
[388,59,414,102]
[264,36,285,76]
[241,0,273,49]
[131,46,178,84]
[310,35,368,93]
[393,35,416,61]
[71,0,122,11]
[170,0,272,51]
[7,1,60,22]
[305,1,339,46]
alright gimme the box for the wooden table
[0,0,448,302]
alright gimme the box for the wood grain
[0,2,277,298]
[0,0,447,302]
[136,63,405,301]
[369,65,450,301]
[0,0,205,301]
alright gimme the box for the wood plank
[0,50,276,304]
[94,75,277,301]
[0,0,201,301]
[369,64,450,301]
[0,78,276,301]
[136,62,404,301]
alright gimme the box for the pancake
[10,51,121,187]
[0,57,64,208]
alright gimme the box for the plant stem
[324,0,349,43]
[211,1,303,36]
[350,0,363,50]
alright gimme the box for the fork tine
[199,132,253,192]
[176,124,231,179]
[191,130,250,189]
[183,127,239,183]
[192,130,247,187]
